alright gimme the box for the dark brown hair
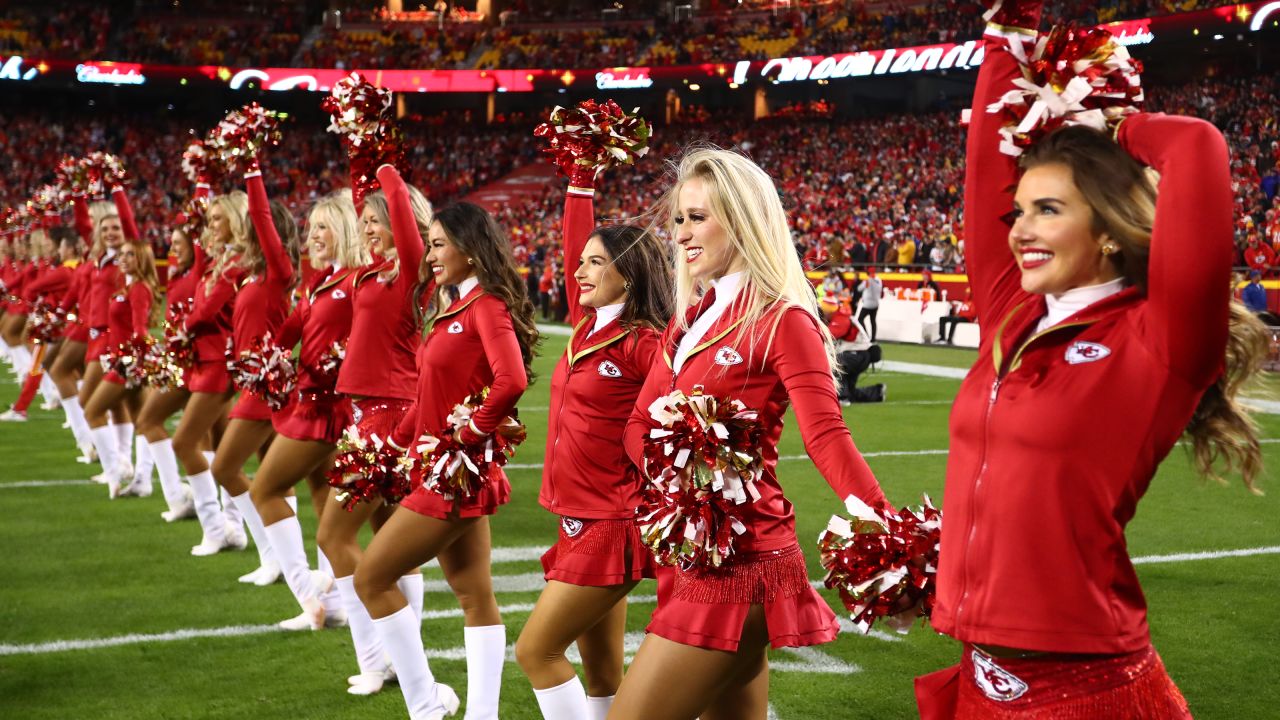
[588,224,674,331]
[243,199,300,288]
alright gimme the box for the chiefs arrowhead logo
[1064,341,1111,365]
[448,321,464,334]
[971,650,1029,702]
[331,288,346,300]
[714,346,743,366]
[597,360,622,378]
[561,517,584,537]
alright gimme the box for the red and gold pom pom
[181,138,224,187]
[986,24,1143,156]
[225,333,297,410]
[534,99,651,187]
[320,72,408,210]
[55,156,92,201]
[819,494,942,634]
[206,102,285,174]
[27,302,67,345]
[327,427,416,510]
[28,185,61,228]
[415,389,527,501]
[149,300,195,389]
[80,151,130,190]
[636,388,763,569]
[317,340,346,382]
[177,194,209,241]
[101,336,157,389]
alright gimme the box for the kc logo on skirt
[971,650,1028,701]
[561,517,584,537]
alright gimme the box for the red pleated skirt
[66,321,90,343]
[273,390,351,444]
[228,390,273,422]
[85,330,109,361]
[540,517,656,586]
[916,644,1192,720]
[400,468,511,519]
[186,359,230,394]
[647,543,837,652]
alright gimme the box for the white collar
[1037,277,1126,332]
[456,275,479,298]
[590,303,624,335]
[707,270,746,308]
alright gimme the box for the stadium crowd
[0,0,1245,71]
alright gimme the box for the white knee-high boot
[337,576,386,672]
[397,572,425,624]
[317,548,344,619]
[60,396,93,451]
[463,625,506,720]
[373,604,458,720]
[228,491,276,578]
[585,695,614,720]
[149,438,191,519]
[188,470,230,555]
[533,677,589,720]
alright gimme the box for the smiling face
[674,177,742,283]
[119,243,139,276]
[169,230,194,271]
[425,220,473,287]
[206,204,231,248]
[361,206,394,256]
[1010,163,1120,295]
[307,209,337,266]
[575,235,628,309]
[99,215,124,250]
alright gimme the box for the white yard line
[879,361,969,379]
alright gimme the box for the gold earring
[1101,242,1120,256]
[623,282,632,291]
[467,258,474,265]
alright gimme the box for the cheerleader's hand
[981,0,1043,31]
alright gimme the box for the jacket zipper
[955,375,1000,625]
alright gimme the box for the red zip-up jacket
[393,285,529,515]
[107,280,154,346]
[540,185,663,520]
[623,295,887,553]
[23,259,74,307]
[278,265,356,393]
[232,172,295,356]
[931,21,1233,654]
[87,189,137,330]
[336,165,422,400]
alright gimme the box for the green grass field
[1,334,1277,719]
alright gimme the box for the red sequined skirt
[228,390,273,422]
[65,321,90,343]
[186,359,230,394]
[273,390,351,444]
[351,397,411,439]
[915,644,1192,720]
[541,517,656,586]
[647,544,837,653]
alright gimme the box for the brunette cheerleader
[252,190,371,643]
[83,238,158,499]
[916,2,1267,717]
[355,190,538,720]
[0,229,71,421]
[610,148,888,719]
[135,221,200,518]
[515,182,674,719]
[314,165,432,691]
[207,167,299,584]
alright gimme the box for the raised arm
[375,165,424,291]
[72,195,93,243]
[963,1,1043,326]
[771,308,887,508]
[562,183,596,326]
[463,296,529,440]
[245,171,295,287]
[111,187,140,242]
[1117,113,1233,382]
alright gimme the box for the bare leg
[136,387,190,443]
[516,580,636,691]
[251,437,335,525]
[315,490,382,579]
[50,340,86,398]
[210,418,273,497]
[77,358,105,409]
[83,380,128,428]
[608,605,771,720]
[172,391,233,475]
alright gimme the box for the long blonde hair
[308,190,370,270]
[362,183,433,283]
[203,191,248,288]
[1024,125,1267,490]
[89,200,116,258]
[667,146,834,369]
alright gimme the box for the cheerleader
[82,238,158,498]
[515,186,674,719]
[208,168,299,585]
[610,148,888,719]
[0,230,80,421]
[77,189,141,484]
[161,192,250,556]
[916,2,1266,717]
[135,222,200,517]
[252,190,370,640]
[0,235,34,374]
[314,165,432,690]
[354,193,538,720]
[49,197,103,461]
